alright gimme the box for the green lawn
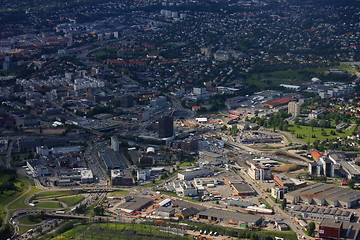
[18,214,46,225]
[51,223,191,240]
[32,190,78,200]
[8,187,43,210]
[288,124,356,143]
[59,195,85,207]
[109,190,130,196]
[179,162,193,167]
[0,176,32,220]
[34,202,62,208]
[18,225,35,235]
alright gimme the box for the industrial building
[99,148,128,169]
[118,196,153,213]
[308,156,334,177]
[197,208,263,227]
[26,160,49,177]
[231,182,256,196]
[177,168,214,181]
[291,205,353,222]
[319,219,360,240]
[340,160,360,182]
[111,169,134,186]
[286,183,360,208]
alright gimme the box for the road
[6,140,14,169]
[234,166,314,240]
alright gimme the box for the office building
[111,136,120,152]
[158,116,173,138]
[288,101,301,117]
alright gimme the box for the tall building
[120,95,134,108]
[111,136,120,152]
[288,101,301,117]
[158,116,173,138]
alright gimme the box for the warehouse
[286,183,360,208]
[99,148,128,169]
[197,208,263,227]
[291,205,353,222]
[118,196,153,213]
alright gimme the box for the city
[0,0,360,239]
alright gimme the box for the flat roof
[232,182,255,194]
[118,196,152,211]
[320,218,342,229]
[198,208,262,224]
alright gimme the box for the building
[99,148,128,169]
[288,101,301,117]
[291,205,353,222]
[286,182,360,208]
[197,208,263,227]
[273,174,306,188]
[119,95,134,108]
[231,182,256,196]
[271,186,288,200]
[308,157,334,177]
[261,98,296,108]
[319,219,360,240]
[118,196,153,213]
[198,151,226,167]
[138,155,154,167]
[26,160,49,178]
[155,207,175,218]
[111,169,134,186]
[340,160,360,182]
[178,169,214,181]
[248,160,272,181]
[158,116,174,138]
[171,181,197,197]
[111,136,120,152]
[80,169,94,184]
[181,138,198,152]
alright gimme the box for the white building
[111,136,120,152]
[80,169,94,184]
[288,101,301,117]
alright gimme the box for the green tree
[307,222,315,236]
[348,179,355,189]
[281,198,287,210]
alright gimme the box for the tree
[307,222,315,236]
[281,198,287,210]
[348,179,355,189]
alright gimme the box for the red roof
[262,98,296,107]
[310,151,322,160]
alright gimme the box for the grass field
[109,190,130,196]
[288,124,356,143]
[18,215,46,225]
[32,190,78,200]
[245,64,358,89]
[8,187,43,210]
[18,225,35,235]
[51,223,190,240]
[179,162,193,167]
[59,196,85,207]
[34,202,62,208]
